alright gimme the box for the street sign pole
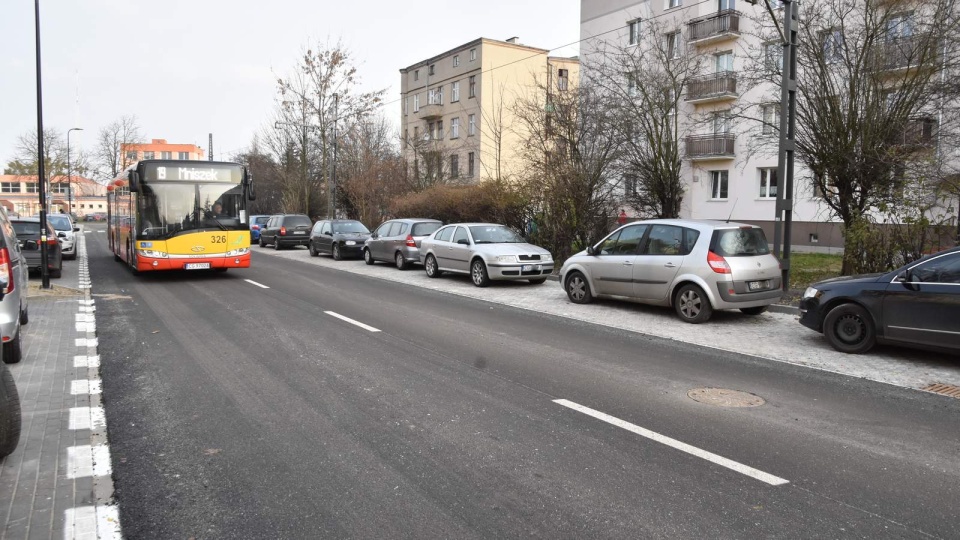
[772,0,798,292]
[34,0,50,289]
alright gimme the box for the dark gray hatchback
[12,218,62,278]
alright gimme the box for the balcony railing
[687,10,741,43]
[892,118,938,149]
[685,134,735,159]
[686,72,737,103]
[871,34,937,71]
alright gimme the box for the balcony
[686,134,735,161]
[685,72,737,104]
[418,103,443,120]
[891,118,938,151]
[871,34,937,73]
[687,10,741,45]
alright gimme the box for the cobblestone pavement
[2,233,121,540]
[256,246,960,391]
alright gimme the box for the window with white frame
[453,55,460,67]
[451,118,460,139]
[713,111,731,134]
[470,48,477,61]
[161,151,171,159]
[668,0,681,8]
[414,94,420,112]
[886,12,915,42]
[822,29,844,63]
[25,182,38,193]
[1,182,20,193]
[762,104,779,135]
[452,81,460,102]
[715,51,734,73]
[666,31,682,59]
[404,98,409,115]
[126,151,138,162]
[467,152,475,177]
[710,170,729,199]
[719,0,735,9]
[428,88,443,105]
[764,41,783,72]
[628,20,641,45]
[624,174,639,197]
[759,168,778,198]
[52,183,69,194]
[627,73,639,96]
[468,114,476,136]
[557,69,569,91]
[427,123,434,140]
[436,120,444,139]
[143,151,155,159]
[812,172,836,198]
[450,154,459,178]
[469,75,476,98]
[178,151,189,160]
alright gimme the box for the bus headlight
[137,249,168,258]
[227,247,249,256]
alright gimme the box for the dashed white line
[64,505,121,540]
[324,311,381,332]
[553,399,789,486]
[68,406,106,431]
[70,379,102,395]
[244,279,270,289]
[74,355,100,368]
[66,444,112,478]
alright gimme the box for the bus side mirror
[128,171,141,193]
[246,174,256,201]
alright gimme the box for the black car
[258,214,312,250]
[309,220,371,260]
[799,246,960,354]
[11,218,62,278]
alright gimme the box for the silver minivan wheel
[566,273,592,304]
[674,284,713,324]
[395,252,407,270]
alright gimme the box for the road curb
[768,304,799,316]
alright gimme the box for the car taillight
[405,234,416,247]
[47,238,59,246]
[707,251,731,274]
[0,247,13,294]
[280,226,287,236]
[252,225,260,230]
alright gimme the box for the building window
[125,151,137,162]
[0,182,21,193]
[450,154,459,178]
[628,19,641,45]
[414,94,420,112]
[715,51,734,73]
[822,28,844,63]
[414,126,420,141]
[813,172,836,198]
[764,41,783,72]
[469,75,476,98]
[427,123,434,140]
[414,69,420,81]
[557,69,569,91]
[762,104,779,135]
[470,48,477,61]
[627,73,638,96]
[666,31,682,59]
[98,204,103,209]
[428,88,443,105]
[453,55,460,67]
[759,168,778,198]
[451,118,460,139]
[52,183,69,194]
[436,120,444,139]
[143,151,155,160]
[710,171,729,199]
[468,114,476,136]
[403,128,409,148]
[25,182,38,193]
[429,64,435,76]
[468,152,475,177]
[713,111,731,134]
[404,98,409,116]
[624,174,639,197]
[178,151,189,160]
[668,0,682,8]
[886,12,915,42]
[452,81,460,102]
[161,151,171,159]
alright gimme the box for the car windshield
[712,228,771,257]
[137,182,243,239]
[284,216,312,228]
[469,225,524,244]
[48,216,72,231]
[13,222,44,237]
[254,216,270,225]
[412,222,442,236]
[334,221,369,234]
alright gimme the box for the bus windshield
[137,182,243,239]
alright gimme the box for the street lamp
[34,0,51,289]
[67,127,83,216]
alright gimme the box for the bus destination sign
[143,163,241,183]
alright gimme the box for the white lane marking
[66,445,112,478]
[75,338,98,347]
[74,355,101,368]
[68,407,106,431]
[64,505,122,540]
[75,322,96,333]
[70,379,102,395]
[75,313,94,322]
[553,399,789,486]
[244,279,270,289]
[324,311,381,333]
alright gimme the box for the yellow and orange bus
[107,160,255,272]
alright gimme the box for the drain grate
[922,383,960,399]
[687,388,765,408]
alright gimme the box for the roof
[0,174,98,185]
[400,37,551,73]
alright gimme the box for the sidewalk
[1,234,121,540]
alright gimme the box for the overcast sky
[0,0,582,178]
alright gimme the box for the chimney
[506,36,519,43]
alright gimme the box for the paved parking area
[255,246,960,391]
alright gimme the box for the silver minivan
[363,219,442,270]
[0,208,29,363]
[559,219,782,323]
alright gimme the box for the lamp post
[67,127,83,216]
[34,0,51,289]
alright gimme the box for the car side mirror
[371,233,379,239]
[324,231,332,236]
[73,226,80,232]
[457,238,470,245]
[586,245,597,256]
[57,231,67,238]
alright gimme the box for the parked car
[0,359,21,458]
[258,214,312,250]
[420,223,553,287]
[12,218,62,279]
[559,219,782,323]
[799,246,960,354]
[45,213,80,260]
[0,208,28,365]
[363,218,442,270]
[309,219,371,260]
[248,214,271,243]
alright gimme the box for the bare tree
[232,136,284,215]
[95,115,143,180]
[337,115,409,226]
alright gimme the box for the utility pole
[328,93,339,219]
[34,0,51,289]
[208,133,213,161]
[67,127,83,217]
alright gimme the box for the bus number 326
[211,235,227,244]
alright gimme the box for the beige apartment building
[400,37,579,183]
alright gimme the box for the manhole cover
[922,383,960,399]
[687,388,765,407]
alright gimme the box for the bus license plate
[748,280,768,291]
[185,263,211,270]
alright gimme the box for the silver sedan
[419,223,553,286]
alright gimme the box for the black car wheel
[1,331,21,365]
[274,239,282,251]
[425,254,441,278]
[363,249,375,265]
[259,236,266,248]
[471,259,490,287]
[565,272,593,304]
[19,305,28,325]
[674,284,713,324]
[0,364,22,458]
[395,252,407,270]
[309,244,319,257]
[332,244,342,261]
[740,306,768,316]
[50,264,62,279]
[823,303,876,354]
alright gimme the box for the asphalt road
[84,224,960,539]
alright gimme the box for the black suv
[258,214,312,250]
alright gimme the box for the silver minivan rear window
[711,228,771,257]
[412,222,442,237]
